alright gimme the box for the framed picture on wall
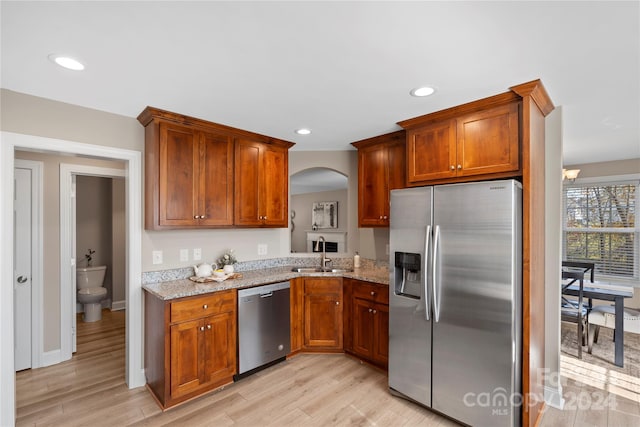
[312,201,338,229]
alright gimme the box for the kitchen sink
[290,267,353,273]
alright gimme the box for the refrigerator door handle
[432,224,441,322]
[424,225,431,321]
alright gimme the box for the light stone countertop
[143,265,390,301]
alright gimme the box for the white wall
[544,106,564,408]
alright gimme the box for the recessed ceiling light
[295,128,312,135]
[48,54,85,71]
[410,86,436,97]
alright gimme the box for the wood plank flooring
[16,310,457,426]
[15,310,640,426]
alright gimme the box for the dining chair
[588,304,640,354]
[561,269,589,358]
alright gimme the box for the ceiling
[2,1,638,165]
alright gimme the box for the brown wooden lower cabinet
[303,277,343,351]
[144,289,237,409]
[344,278,389,368]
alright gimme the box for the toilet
[76,266,108,322]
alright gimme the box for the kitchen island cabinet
[144,289,237,409]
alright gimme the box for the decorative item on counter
[85,248,96,267]
[217,249,238,274]
[193,262,214,278]
[354,251,361,269]
[189,272,243,283]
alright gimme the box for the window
[563,180,638,280]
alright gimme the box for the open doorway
[0,131,144,427]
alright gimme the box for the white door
[14,167,32,371]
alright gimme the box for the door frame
[60,164,126,356]
[13,159,44,370]
[0,131,144,427]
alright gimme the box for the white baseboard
[545,384,564,409]
[40,349,62,368]
[111,300,126,311]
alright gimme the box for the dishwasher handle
[260,292,274,298]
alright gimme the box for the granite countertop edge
[143,266,390,300]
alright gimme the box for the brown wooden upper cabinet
[234,139,289,227]
[400,101,520,186]
[351,131,405,227]
[156,122,234,227]
[138,107,294,230]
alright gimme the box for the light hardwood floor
[16,310,640,426]
[16,310,458,426]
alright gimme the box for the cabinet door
[159,123,198,226]
[456,103,519,176]
[202,312,236,385]
[407,120,457,183]
[261,145,288,226]
[303,278,343,349]
[199,131,234,226]
[352,297,374,359]
[234,139,262,225]
[372,302,389,367]
[358,144,388,226]
[170,319,203,398]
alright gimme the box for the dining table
[562,281,633,367]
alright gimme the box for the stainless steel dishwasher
[237,281,290,376]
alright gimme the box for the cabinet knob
[194,215,200,219]
[383,215,388,220]
[263,216,267,220]
[369,308,373,313]
[379,215,383,220]
[201,215,206,219]
[457,164,462,170]
[203,304,208,309]
[450,165,455,171]
[336,301,340,305]
[200,326,205,331]
[207,324,211,330]
[370,291,376,296]
[373,309,377,314]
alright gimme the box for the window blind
[562,181,638,280]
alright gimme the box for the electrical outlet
[152,250,163,265]
[193,248,202,261]
[180,249,189,262]
[258,244,268,256]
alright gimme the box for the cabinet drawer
[352,282,389,305]
[170,290,235,323]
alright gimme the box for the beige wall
[76,175,127,309]
[13,150,125,351]
[289,151,358,256]
[112,179,126,305]
[291,189,348,253]
[564,158,640,178]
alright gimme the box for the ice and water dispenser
[394,251,422,298]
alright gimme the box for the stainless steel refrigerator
[389,180,522,427]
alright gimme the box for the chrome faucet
[315,236,332,270]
